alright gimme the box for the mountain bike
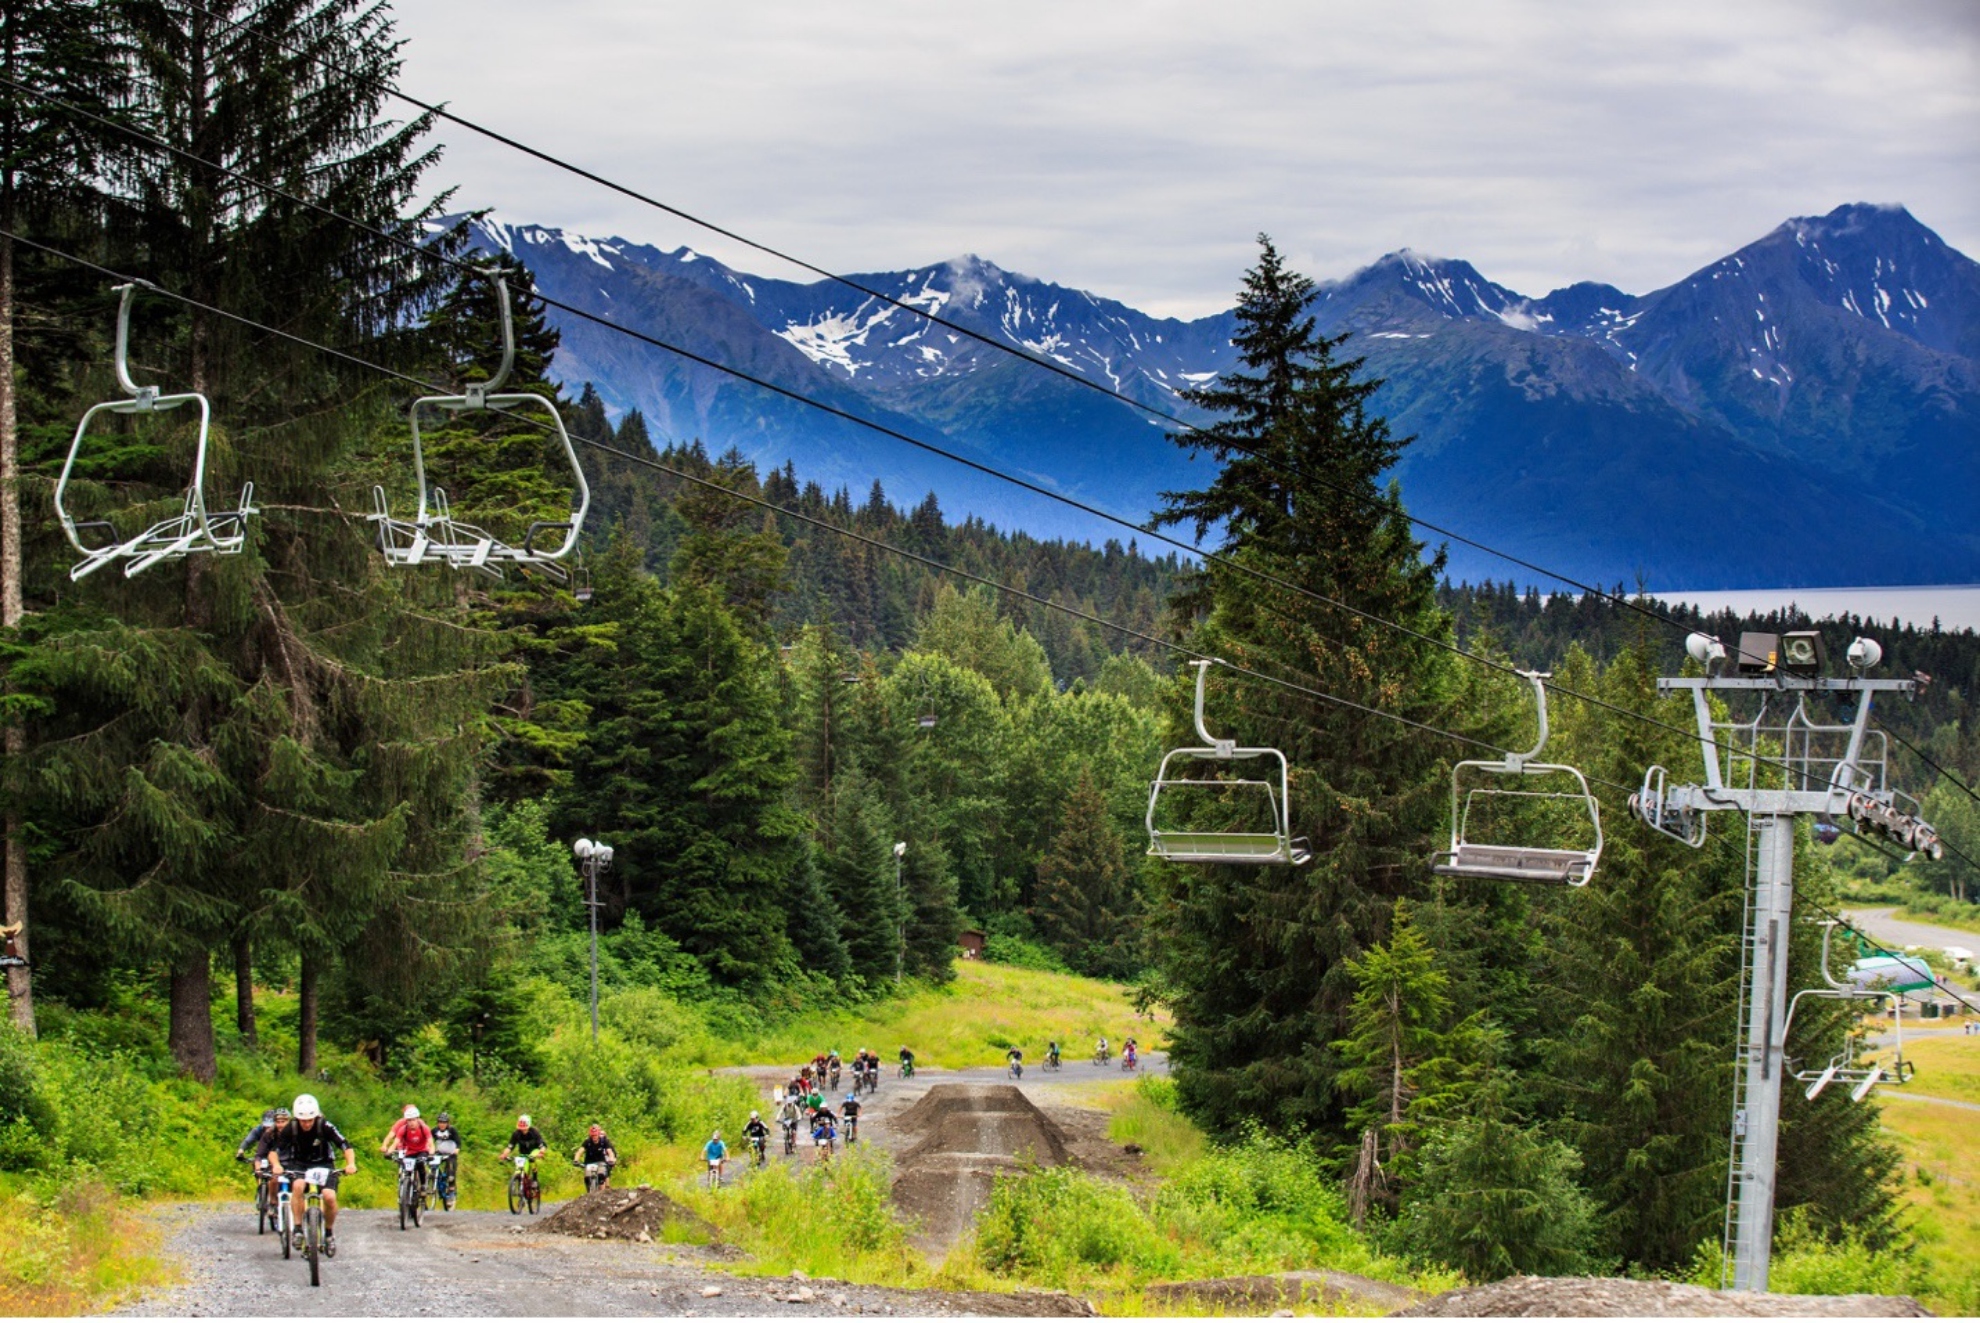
[782,1120,798,1156]
[396,1152,425,1230]
[1007,1058,1024,1079]
[843,1114,859,1146]
[704,1157,725,1190]
[749,1133,768,1167]
[898,1059,915,1079]
[1093,1046,1111,1066]
[579,1159,613,1194]
[298,1166,332,1288]
[507,1154,542,1215]
[1044,1049,1061,1072]
[434,1142,459,1211]
[252,1161,277,1235]
[1121,1050,1139,1072]
[274,1171,295,1260]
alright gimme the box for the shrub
[0,1027,56,1172]
[981,934,1069,973]
[1395,1113,1599,1281]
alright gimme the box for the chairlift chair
[1786,921,1914,1101]
[1146,660,1310,866]
[54,283,257,581]
[1432,671,1603,886]
[370,272,589,581]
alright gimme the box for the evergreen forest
[2,1,1978,1310]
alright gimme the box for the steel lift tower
[1631,629,1941,1292]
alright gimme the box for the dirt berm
[1397,1275,1932,1317]
[530,1184,720,1245]
[1141,1269,1420,1314]
[889,1084,1070,1250]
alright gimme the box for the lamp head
[1685,632,1727,670]
[597,844,614,865]
[1779,630,1826,677]
[1846,636,1883,671]
[573,838,595,859]
[893,841,907,858]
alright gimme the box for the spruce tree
[1148,236,1470,1138]
[1031,765,1131,972]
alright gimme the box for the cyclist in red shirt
[381,1103,437,1158]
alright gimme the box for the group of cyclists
[234,1098,619,1253]
[1010,1035,1141,1074]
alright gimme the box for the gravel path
[113,1200,1088,1317]
[1843,907,1980,953]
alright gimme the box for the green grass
[718,962,1166,1070]
[0,1180,170,1314]
[1871,1032,1980,1106]
[1892,906,1980,936]
[1876,1095,1980,1314]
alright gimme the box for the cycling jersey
[431,1124,462,1153]
[385,1117,435,1155]
[579,1135,616,1164]
[744,1119,771,1142]
[704,1139,727,1161]
[841,1099,861,1120]
[237,1121,274,1156]
[261,1117,350,1169]
[507,1126,548,1157]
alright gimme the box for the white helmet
[750,1110,760,1120]
[293,1093,321,1120]
[403,1104,421,1120]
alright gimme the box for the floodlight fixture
[1779,630,1826,677]
[1735,631,1778,675]
[893,841,907,858]
[1846,637,1883,671]
[573,837,595,859]
[1686,632,1727,670]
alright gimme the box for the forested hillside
[1,0,1976,1311]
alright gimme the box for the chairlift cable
[11,229,1525,768]
[6,71,1791,791]
[125,14,1713,635]
[1881,726,1980,810]
[1795,879,1980,1019]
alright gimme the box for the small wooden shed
[958,929,987,960]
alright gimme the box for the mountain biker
[1096,1036,1110,1062]
[703,1130,727,1181]
[499,1114,549,1183]
[1123,1037,1139,1069]
[809,1103,838,1162]
[575,1124,618,1187]
[743,1110,772,1163]
[898,1045,915,1077]
[430,1113,462,1206]
[261,1093,355,1256]
[1006,1046,1024,1077]
[827,1048,843,1089]
[777,1095,803,1149]
[805,1085,825,1115]
[841,1091,861,1143]
[381,1103,438,1201]
[1046,1041,1061,1068]
[235,1108,280,1164]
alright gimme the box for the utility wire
[9,87,1955,846]
[163,2,1711,633]
[1,72,1696,758]
[15,228,1520,769]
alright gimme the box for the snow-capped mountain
[465,204,1978,590]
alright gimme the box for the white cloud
[393,0,1980,317]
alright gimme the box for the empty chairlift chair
[371,272,589,581]
[1146,660,1311,866]
[54,283,257,581]
[1432,670,1603,886]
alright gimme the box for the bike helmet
[516,1114,531,1127]
[750,1110,760,1121]
[436,1113,452,1124]
[261,1108,277,1124]
[403,1104,421,1120]
[588,1123,604,1138]
[846,1093,856,1103]
[274,1107,292,1122]
[293,1093,321,1119]
[711,1128,721,1140]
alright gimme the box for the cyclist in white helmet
[260,1093,356,1255]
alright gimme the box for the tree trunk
[297,951,319,1076]
[167,950,217,1082]
[0,230,32,1035]
[233,933,256,1047]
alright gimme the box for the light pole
[892,841,908,982]
[572,837,614,1042]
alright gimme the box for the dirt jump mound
[1397,1276,1932,1317]
[890,1084,1070,1251]
[531,1185,719,1245]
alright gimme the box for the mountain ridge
[462,203,1978,590]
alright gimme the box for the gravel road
[114,1199,1085,1317]
[1843,907,1980,954]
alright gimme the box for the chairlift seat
[1433,844,1595,886]
[1150,830,1311,866]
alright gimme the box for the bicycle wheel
[279,1200,293,1260]
[399,1175,410,1231]
[255,1180,268,1235]
[304,1206,323,1287]
[526,1175,541,1214]
[411,1182,423,1227]
[508,1172,522,1214]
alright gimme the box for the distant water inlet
[1658,585,1980,633]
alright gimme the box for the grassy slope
[721,962,1168,1070]
[1867,1030,1980,1313]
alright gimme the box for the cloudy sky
[394,0,1979,319]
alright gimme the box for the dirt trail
[888,1084,1071,1251]
[1397,1275,1931,1317]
